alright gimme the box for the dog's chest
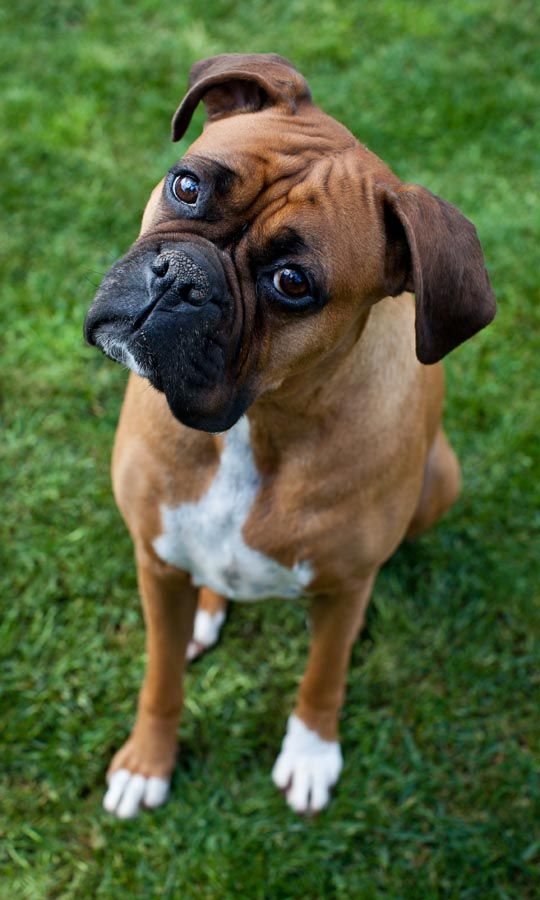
[152,418,313,601]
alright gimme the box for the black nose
[150,249,212,308]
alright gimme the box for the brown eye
[172,173,200,204]
[273,267,310,298]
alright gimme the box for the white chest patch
[152,417,313,601]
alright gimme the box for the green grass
[1,0,539,896]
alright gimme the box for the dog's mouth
[96,333,150,377]
[84,239,251,431]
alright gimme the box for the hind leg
[187,587,228,661]
[407,428,462,538]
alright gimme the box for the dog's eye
[273,267,310,299]
[172,174,200,205]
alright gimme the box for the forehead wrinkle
[244,155,349,257]
[200,120,357,191]
[230,154,332,232]
[196,108,354,160]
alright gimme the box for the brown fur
[102,55,494,797]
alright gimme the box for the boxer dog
[84,54,495,818]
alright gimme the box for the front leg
[272,574,376,814]
[103,549,197,818]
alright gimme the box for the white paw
[272,714,343,814]
[186,608,226,660]
[103,769,170,819]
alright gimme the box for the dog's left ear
[378,183,496,363]
[171,53,311,142]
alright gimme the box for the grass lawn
[1,0,539,896]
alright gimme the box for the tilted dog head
[84,53,496,431]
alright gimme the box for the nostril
[186,286,207,306]
[151,255,170,278]
[148,249,213,308]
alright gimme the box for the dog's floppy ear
[378,183,496,363]
[171,53,311,142]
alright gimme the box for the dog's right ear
[378,183,496,364]
[171,53,311,142]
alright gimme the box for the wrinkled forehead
[185,105,356,185]
[181,108,384,244]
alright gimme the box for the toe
[103,769,131,813]
[186,640,205,661]
[116,773,147,819]
[143,776,170,809]
[271,752,293,791]
[103,769,170,819]
[287,767,311,813]
[309,769,330,812]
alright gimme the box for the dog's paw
[103,769,170,819]
[272,714,343,814]
[103,725,176,819]
[186,608,226,661]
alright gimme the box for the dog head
[84,53,496,432]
